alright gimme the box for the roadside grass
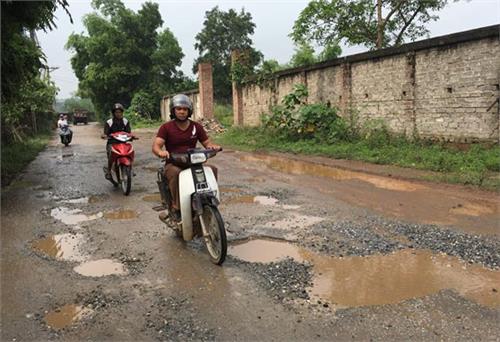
[214,104,233,128]
[1,134,51,187]
[215,127,500,190]
[129,118,163,129]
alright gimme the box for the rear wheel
[200,205,226,265]
[119,164,132,195]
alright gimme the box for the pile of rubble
[198,117,226,134]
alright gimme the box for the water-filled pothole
[241,154,424,192]
[229,239,500,308]
[44,304,93,330]
[32,233,87,261]
[142,194,161,202]
[104,210,138,220]
[226,195,278,205]
[225,195,300,210]
[51,207,103,225]
[73,259,127,277]
[61,196,101,204]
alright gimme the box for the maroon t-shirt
[156,120,208,153]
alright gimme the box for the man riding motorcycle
[102,103,132,180]
[57,113,72,144]
[152,94,220,222]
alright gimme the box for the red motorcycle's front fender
[117,157,132,166]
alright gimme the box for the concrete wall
[161,90,201,122]
[161,62,214,122]
[235,25,500,142]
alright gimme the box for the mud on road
[1,123,499,341]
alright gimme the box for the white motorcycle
[157,148,227,265]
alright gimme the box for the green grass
[215,127,500,190]
[128,118,163,129]
[1,134,51,187]
[214,104,233,128]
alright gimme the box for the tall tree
[291,0,457,50]
[1,0,71,142]
[290,42,317,68]
[66,0,184,118]
[193,6,262,101]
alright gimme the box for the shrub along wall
[235,25,500,143]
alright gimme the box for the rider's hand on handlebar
[206,143,222,151]
[158,150,169,159]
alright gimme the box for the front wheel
[119,164,132,195]
[200,205,226,265]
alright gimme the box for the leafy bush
[263,84,347,142]
[129,91,159,120]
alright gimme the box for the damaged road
[1,123,499,341]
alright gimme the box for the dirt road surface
[2,123,499,341]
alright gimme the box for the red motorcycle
[103,131,137,195]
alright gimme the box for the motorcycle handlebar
[160,148,222,163]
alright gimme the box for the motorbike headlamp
[190,152,206,164]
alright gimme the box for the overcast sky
[37,0,500,99]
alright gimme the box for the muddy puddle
[142,194,161,202]
[32,233,87,262]
[104,210,138,220]
[225,194,301,210]
[73,259,127,277]
[240,154,425,192]
[226,195,278,205]
[62,196,101,204]
[51,207,103,225]
[449,202,496,217]
[229,239,500,308]
[44,304,93,330]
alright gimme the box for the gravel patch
[145,295,215,341]
[299,220,404,257]
[111,251,153,275]
[388,221,500,269]
[233,258,313,302]
[296,215,499,269]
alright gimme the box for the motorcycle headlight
[190,152,206,164]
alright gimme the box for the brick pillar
[198,63,214,119]
[231,51,243,126]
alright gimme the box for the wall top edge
[255,24,499,81]
[163,88,199,99]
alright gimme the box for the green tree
[318,42,342,62]
[1,0,71,142]
[194,6,262,101]
[63,97,95,112]
[290,42,317,67]
[291,0,457,50]
[66,0,184,119]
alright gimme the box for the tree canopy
[194,6,262,101]
[291,0,456,50]
[1,0,71,142]
[66,0,186,118]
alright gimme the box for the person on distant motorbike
[57,114,66,129]
[57,113,72,143]
[152,94,220,222]
[102,103,132,180]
